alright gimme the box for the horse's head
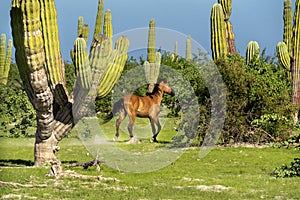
[158,79,175,96]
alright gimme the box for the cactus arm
[211,3,227,61]
[218,0,232,20]
[97,37,130,98]
[78,16,84,37]
[40,0,69,106]
[283,0,293,55]
[277,42,291,70]
[73,38,91,90]
[92,0,104,44]
[186,35,192,61]
[218,0,236,54]
[104,9,113,50]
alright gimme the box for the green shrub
[0,64,36,137]
[273,158,300,178]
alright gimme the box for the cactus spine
[0,34,12,85]
[245,41,260,65]
[218,0,236,54]
[145,18,161,93]
[211,3,228,61]
[186,35,192,61]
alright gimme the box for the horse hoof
[126,137,140,144]
[113,136,118,142]
[150,138,158,143]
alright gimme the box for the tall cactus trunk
[211,3,228,61]
[145,18,160,93]
[292,0,300,124]
[10,0,128,167]
[10,0,67,166]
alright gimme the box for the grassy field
[0,118,300,199]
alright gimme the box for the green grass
[0,118,300,199]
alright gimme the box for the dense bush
[215,54,295,143]
[0,64,36,137]
[273,158,300,178]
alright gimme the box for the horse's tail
[112,98,125,116]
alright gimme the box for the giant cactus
[10,0,129,167]
[186,35,192,61]
[245,41,260,65]
[0,34,12,85]
[211,3,228,61]
[218,0,236,54]
[144,18,161,93]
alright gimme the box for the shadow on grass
[0,159,34,167]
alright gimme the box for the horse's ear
[158,78,167,84]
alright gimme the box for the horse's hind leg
[114,110,126,141]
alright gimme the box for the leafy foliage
[273,158,300,178]
[0,64,36,137]
[214,54,294,144]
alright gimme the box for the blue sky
[0,0,297,61]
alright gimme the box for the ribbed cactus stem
[0,34,12,85]
[284,0,293,55]
[211,3,227,61]
[40,0,68,106]
[104,9,113,39]
[73,38,91,90]
[277,42,291,70]
[292,0,300,105]
[174,41,178,56]
[104,9,113,49]
[93,0,104,44]
[218,0,236,54]
[11,0,55,143]
[186,35,192,61]
[97,37,130,98]
[218,0,232,20]
[78,16,84,37]
[82,25,89,44]
[147,18,156,63]
[245,41,260,65]
[144,52,161,93]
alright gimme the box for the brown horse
[113,79,175,143]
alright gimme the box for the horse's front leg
[150,117,161,143]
